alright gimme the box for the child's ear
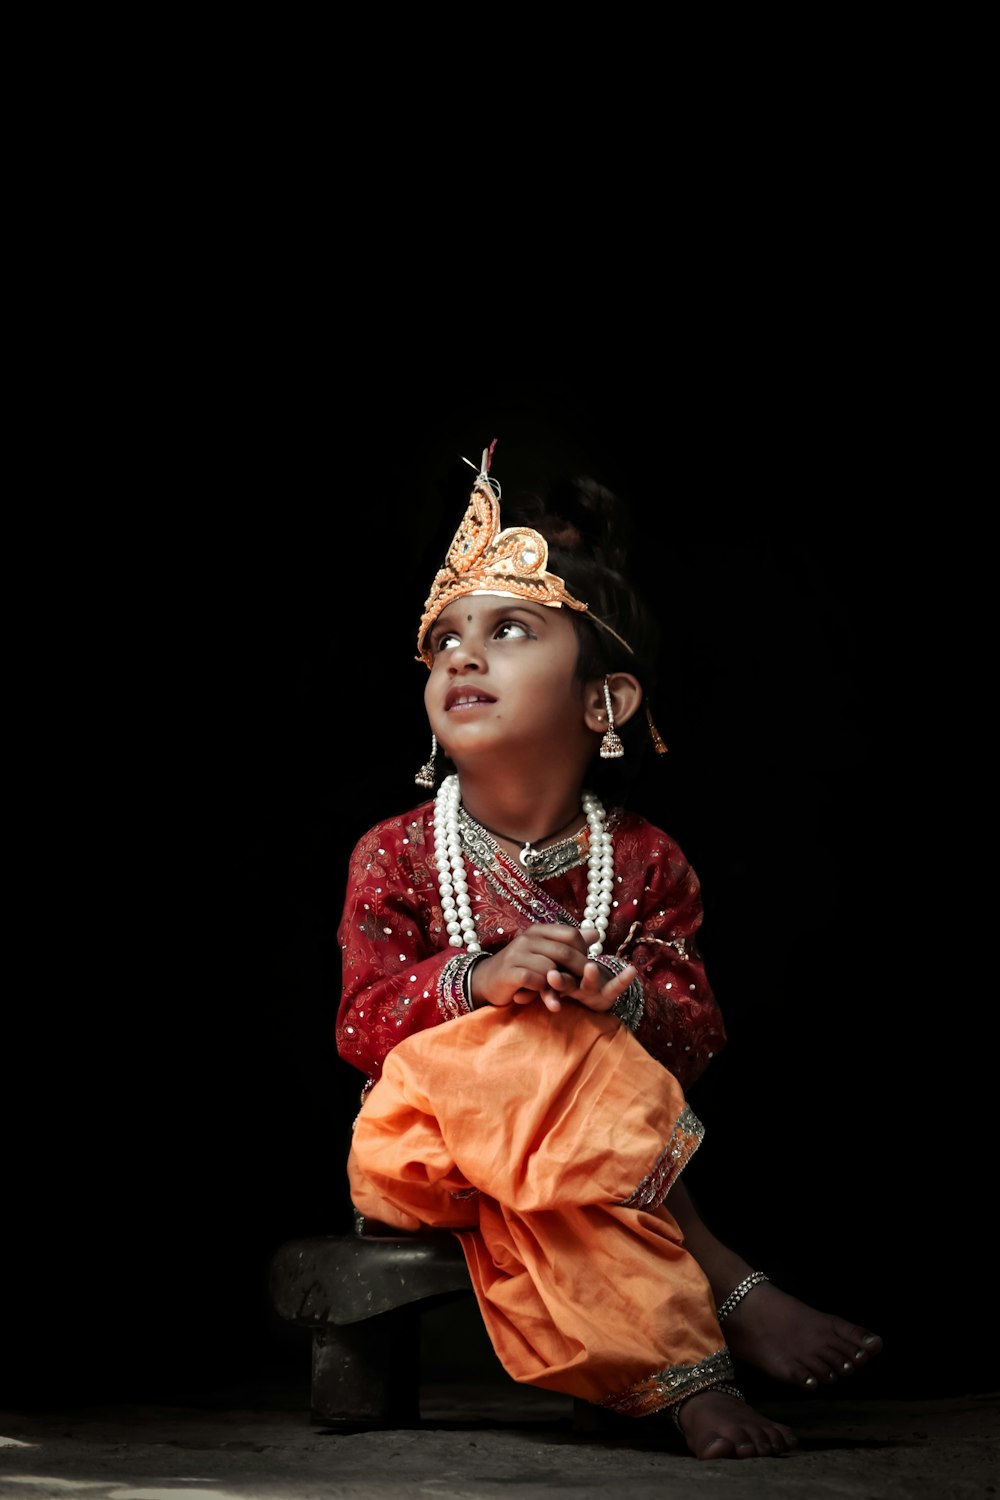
[583,673,643,734]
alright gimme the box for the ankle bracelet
[716,1271,770,1322]
[669,1382,746,1430]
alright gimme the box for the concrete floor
[1,1380,997,1500]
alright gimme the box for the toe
[839,1322,882,1353]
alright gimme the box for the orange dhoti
[347,1002,734,1415]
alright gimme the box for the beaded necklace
[433,773,614,959]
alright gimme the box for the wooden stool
[269,1230,475,1428]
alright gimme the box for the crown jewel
[417,440,591,667]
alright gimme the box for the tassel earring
[646,704,669,755]
[599,679,624,760]
[414,734,438,790]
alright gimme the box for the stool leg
[311,1306,422,1428]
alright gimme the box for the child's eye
[495,620,532,640]
[434,631,461,652]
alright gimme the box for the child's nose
[448,644,485,671]
[447,634,488,671]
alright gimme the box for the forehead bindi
[436,598,548,633]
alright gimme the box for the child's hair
[502,474,663,803]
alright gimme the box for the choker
[459,809,589,879]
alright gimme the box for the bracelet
[462,953,485,1008]
[669,1383,745,1430]
[611,977,645,1031]
[716,1271,770,1323]
[437,952,483,1019]
[596,955,645,1031]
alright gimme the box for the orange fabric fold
[348,1003,733,1414]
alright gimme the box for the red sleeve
[336,806,459,1085]
[607,814,727,1091]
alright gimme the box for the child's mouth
[446,691,496,712]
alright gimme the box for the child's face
[423,594,591,768]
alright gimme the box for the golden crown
[416,440,630,667]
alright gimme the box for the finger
[530,923,587,947]
[577,960,631,993]
[507,954,583,994]
[545,968,578,991]
[574,961,638,1012]
[529,937,591,973]
[600,961,638,999]
[525,918,591,942]
[539,989,562,1013]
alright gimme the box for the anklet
[716,1271,770,1322]
[669,1383,745,1430]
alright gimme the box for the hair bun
[508,476,632,573]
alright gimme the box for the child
[336,442,881,1461]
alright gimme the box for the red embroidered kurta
[336,799,727,1096]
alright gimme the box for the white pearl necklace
[433,774,614,958]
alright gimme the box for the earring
[414,734,438,789]
[646,704,669,756]
[599,679,624,759]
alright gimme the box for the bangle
[716,1271,770,1323]
[462,953,485,1008]
[595,955,645,1031]
[611,977,644,1031]
[437,952,483,1019]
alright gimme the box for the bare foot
[676,1389,797,1460]
[723,1280,883,1391]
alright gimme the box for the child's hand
[538,924,637,1013]
[470,923,639,1016]
[470,924,592,1014]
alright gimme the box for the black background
[7,340,989,1411]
